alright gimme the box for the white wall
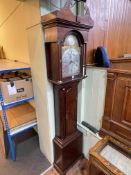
[23,0,55,163]
[78,67,107,130]
[0,0,30,63]
[78,123,101,159]
[77,67,107,158]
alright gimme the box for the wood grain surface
[0,102,36,130]
[86,0,131,63]
[100,59,131,146]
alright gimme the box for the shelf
[10,119,37,136]
[0,59,30,73]
[0,59,35,160]
[0,102,37,134]
[3,97,34,108]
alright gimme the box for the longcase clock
[41,0,93,174]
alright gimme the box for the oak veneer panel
[110,58,131,71]
[102,73,115,131]
[122,86,131,125]
[125,1,131,53]
[112,78,127,122]
[105,0,131,58]
[86,0,109,64]
[101,69,131,145]
[111,77,131,140]
[86,0,131,63]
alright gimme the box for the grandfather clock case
[41,1,93,174]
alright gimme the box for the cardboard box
[1,77,33,104]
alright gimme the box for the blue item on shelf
[94,46,110,68]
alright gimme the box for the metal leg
[0,90,16,161]
[7,130,16,161]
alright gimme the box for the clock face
[62,35,81,78]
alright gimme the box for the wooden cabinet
[111,76,131,142]
[89,59,131,175]
[101,69,131,146]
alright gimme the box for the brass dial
[62,34,81,78]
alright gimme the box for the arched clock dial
[62,34,81,78]
[62,48,80,78]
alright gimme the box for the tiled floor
[42,159,89,175]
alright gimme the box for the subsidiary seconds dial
[62,47,80,78]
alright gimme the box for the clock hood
[41,0,94,30]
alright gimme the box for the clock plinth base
[53,131,83,175]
